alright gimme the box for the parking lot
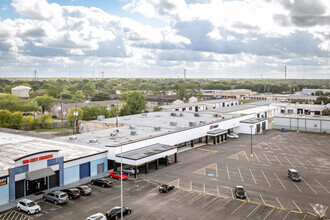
[0,130,329,220]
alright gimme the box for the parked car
[43,191,68,205]
[109,171,128,180]
[234,186,246,199]
[159,157,172,165]
[60,188,81,200]
[86,213,106,220]
[77,185,92,196]
[123,168,139,175]
[91,178,113,187]
[288,169,301,182]
[228,133,239,139]
[106,206,132,220]
[17,199,41,215]
[159,184,174,193]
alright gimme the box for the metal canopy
[240,118,267,124]
[207,129,227,136]
[115,143,177,160]
[26,167,55,181]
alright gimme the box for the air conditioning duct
[189,121,197,127]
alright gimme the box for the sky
[0,0,329,79]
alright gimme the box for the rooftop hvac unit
[189,121,197,127]
[69,136,77,141]
[154,126,161,131]
[180,113,184,117]
[155,115,161,117]
[194,113,200,117]
[170,121,177,126]
[213,113,221,117]
[199,121,206,124]
[129,125,136,130]
[141,113,147,117]
[110,132,118,137]
[170,112,177,116]
[97,115,105,121]
[89,139,98,144]
[131,130,137,135]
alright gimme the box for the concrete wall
[64,165,79,185]
[90,157,108,176]
[0,181,9,205]
[274,117,330,133]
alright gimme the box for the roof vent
[179,113,184,117]
[194,113,200,117]
[213,113,221,117]
[199,121,206,124]
[131,130,137,135]
[110,130,118,138]
[154,126,161,131]
[189,121,197,127]
[129,125,136,130]
[170,112,177,116]
[155,115,161,117]
[97,115,105,121]
[170,121,177,126]
[69,136,77,141]
[89,139,98,144]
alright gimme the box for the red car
[109,171,128,180]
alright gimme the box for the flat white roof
[0,132,107,177]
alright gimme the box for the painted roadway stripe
[292,200,303,213]
[274,155,283,166]
[307,212,317,217]
[263,207,275,220]
[314,178,330,193]
[249,169,257,184]
[202,197,218,208]
[302,179,317,195]
[190,181,192,191]
[282,144,293,153]
[203,184,206,193]
[276,197,285,210]
[290,145,303,154]
[283,210,291,220]
[292,181,302,192]
[226,165,230,180]
[230,188,234,199]
[309,147,324,156]
[246,203,260,218]
[177,192,192,201]
[187,194,204,204]
[231,201,246,214]
[274,173,286,189]
[216,163,219,178]
[284,156,295,168]
[260,194,266,205]
[13,211,32,220]
[237,167,244,182]
[295,158,307,169]
[244,151,249,161]
[215,199,232,212]
[262,170,271,187]
[254,153,261,163]
[217,186,220,196]
[197,148,218,153]
[245,192,251,203]
[306,159,317,169]
[264,154,272,165]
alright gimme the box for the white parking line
[226,165,230,180]
[264,154,271,165]
[302,179,317,195]
[249,169,257,184]
[202,197,218,208]
[284,156,295,167]
[314,178,329,193]
[260,194,266,205]
[237,167,244,182]
[282,144,293,153]
[295,158,307,169]
[231,188,234,199]
[190,181,192,191]
[292,181,302,192]
[274,173,286,189]
[217,185,220,196]
[244,151,250,161]
[262,170,271,187]
[306,160,317,169]
[216,163,219,178]
[274,155,283,166]
[276,197,284,209]
[254,153,261,163]
[292,200,302,213]
[264,207,275,220]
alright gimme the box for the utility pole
[184,69,186,80]
[73,99,78,134]
[34,70,37,80]
[250,125,253,158]
[285,66,287,79]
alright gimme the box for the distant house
[145,95,180,108]
[11,86,31,98]
[172,99,185,105]
[188,96,198,103]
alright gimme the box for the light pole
[250,125,253,158]
[120,144,123,220]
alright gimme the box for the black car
[91,178,113,187]
[76,185,92,196]
[234,186,246,199]
[60,188,81,200]
[106,206,132,220]
[288,169,301,182]
[159,184,174,193]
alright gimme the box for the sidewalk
[0,171,111,213]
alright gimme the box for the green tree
[82,106,109,120]
[66,107,84,123]
[322,108,330,116]
[91,92,111,101]
[0,110,13,128]
[290,99,306,104]
[35,94,56,114]
[0,94,35,112]
[82,82,96,100]
[153,106,163,112]
[71,91,85,103]
[21,116,35,130]
[61,91,73,100]
[314,96,330,105]
[109,105,120,118]
[11,112,23,129]
[120,91,146,115]
[35,114,54,129]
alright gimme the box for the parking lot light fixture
[250,125,253,158]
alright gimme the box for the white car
[17,199,41,215]
[228,133,239,139]
[123,168,139,175]
[86,213,106,220]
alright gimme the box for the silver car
[43,191,68,205]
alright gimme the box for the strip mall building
[0,100,280,206]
